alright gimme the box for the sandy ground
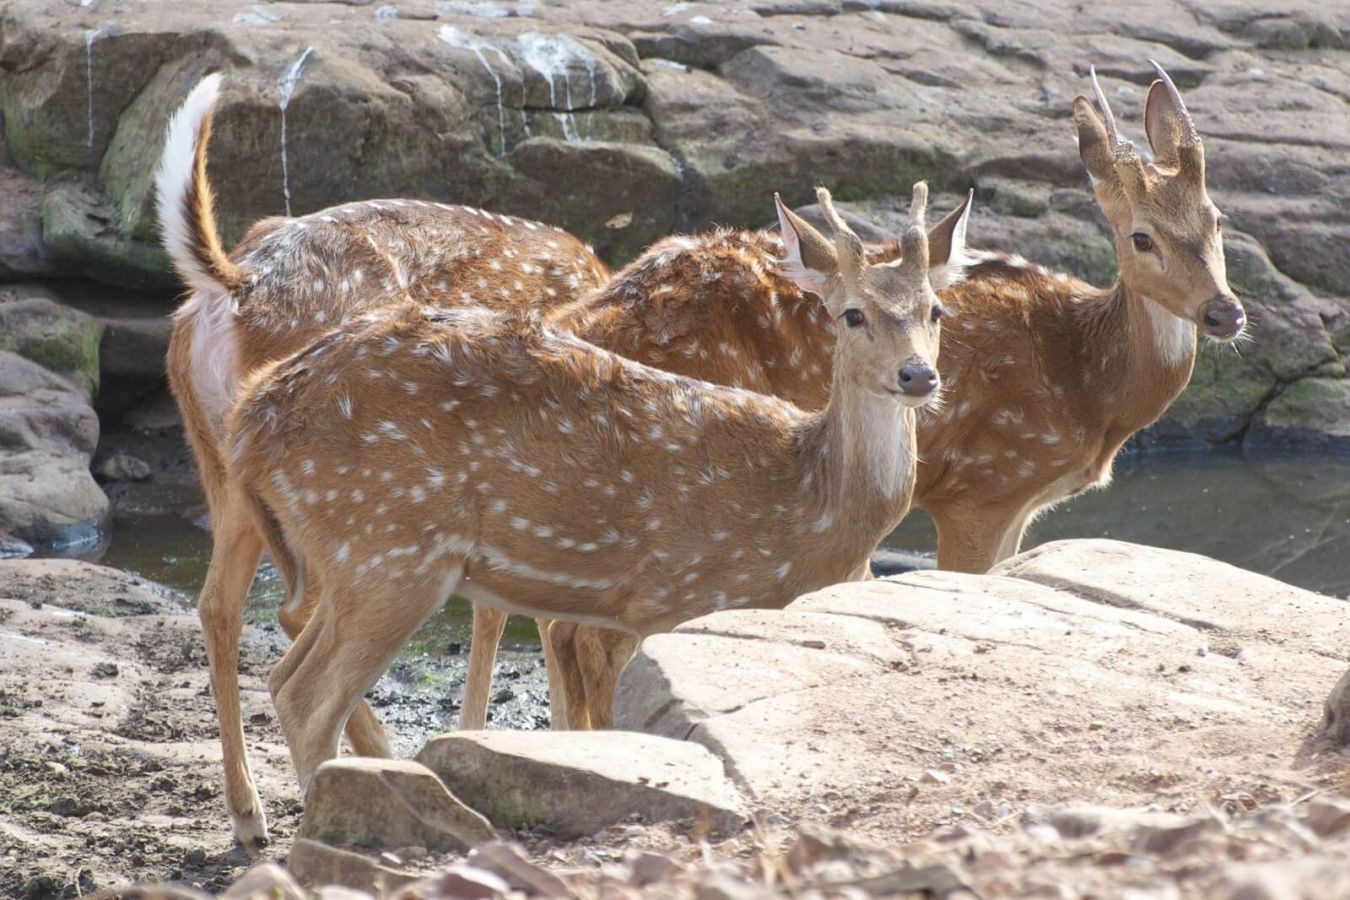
[0,559,549,897]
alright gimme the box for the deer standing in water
[522,61,1247,728]
[157,74,609,847]
[224,184,951,801]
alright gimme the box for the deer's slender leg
[576,626,640,730]
[536,618,570,730]
[273,565,465,792]
[197,491,269,849]
[546,621,591,730]
[275,569,392,757]
[460,606,509,729]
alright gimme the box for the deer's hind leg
[196,488,270,849]
[274,567,392,757]
[460,605,509,730]
[272,563,466,793]
[536,618,571,729]
[575,625,640,730]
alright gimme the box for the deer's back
[226,200,609,380]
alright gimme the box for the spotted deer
[157,74,609,847]
[512,61,1248,729]
[223,183,952,801]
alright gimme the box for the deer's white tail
[157,73,246,425]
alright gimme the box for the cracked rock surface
[616,539,1350,839]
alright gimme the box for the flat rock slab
[297,758,495,855]
[416,731,747,839]
[616,539,1350,837]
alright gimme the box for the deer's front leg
[932,502,1024,574]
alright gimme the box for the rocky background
[0,0,1348,549]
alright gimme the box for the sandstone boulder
[1248,378,1350,451]
[617,539,1350,834]
[0,285,103,393]
[0,164,53,279]
[297,758,495,854]
[416,730,747,838]
[96,314,174,418]
[287,839,424,894]
[0,351,107,547]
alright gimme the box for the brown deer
[512,61,1247,729]
[156,74,609,847]
[224,183,951,799]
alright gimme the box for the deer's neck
[793,372,916,544]
[1088,279,1197,426]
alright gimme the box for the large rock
[0,284,103,393]
[0,559,308,895]
[0,163,53,278]
[297,758,495,854]
[40,181,175,289]
[1247,377,1350,451]
[0,350,107,547]
[617,539,1350,834]
[94,314,174,418]
[1,0,1346,446]
[416,730,747,838]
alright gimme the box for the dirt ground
[0,559,550,897]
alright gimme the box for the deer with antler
[156,74,610,847]
[509,61,1248,729]
[223,184,950,797]
[918,61,1244,569]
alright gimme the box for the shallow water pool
[77,450,1350,650]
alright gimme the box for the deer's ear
[1144,78,1191,170]
[926,190,975,290]
[775,193,836,298]
[1073,96,1116,186]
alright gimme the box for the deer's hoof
[230,801,271,854]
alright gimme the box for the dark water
[886,450,1350,599]
[80,451,1350,651]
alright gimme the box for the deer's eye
[842,309,866,328]
[930,305,945,323]
[1131,232,1154,253]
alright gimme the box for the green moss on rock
[40,183,174,289]
[1153,350,1276,445]
[1260,378,1350,436]
[0,297,103,395]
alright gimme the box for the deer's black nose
[1200,296,1245,340]
[898,364,938,398]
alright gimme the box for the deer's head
[1074,61,1245,342]
[775,184,960,408]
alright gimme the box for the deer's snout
[1199,295,1245,341]
[898,363,938,399]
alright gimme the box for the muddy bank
[0,559,548,897]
